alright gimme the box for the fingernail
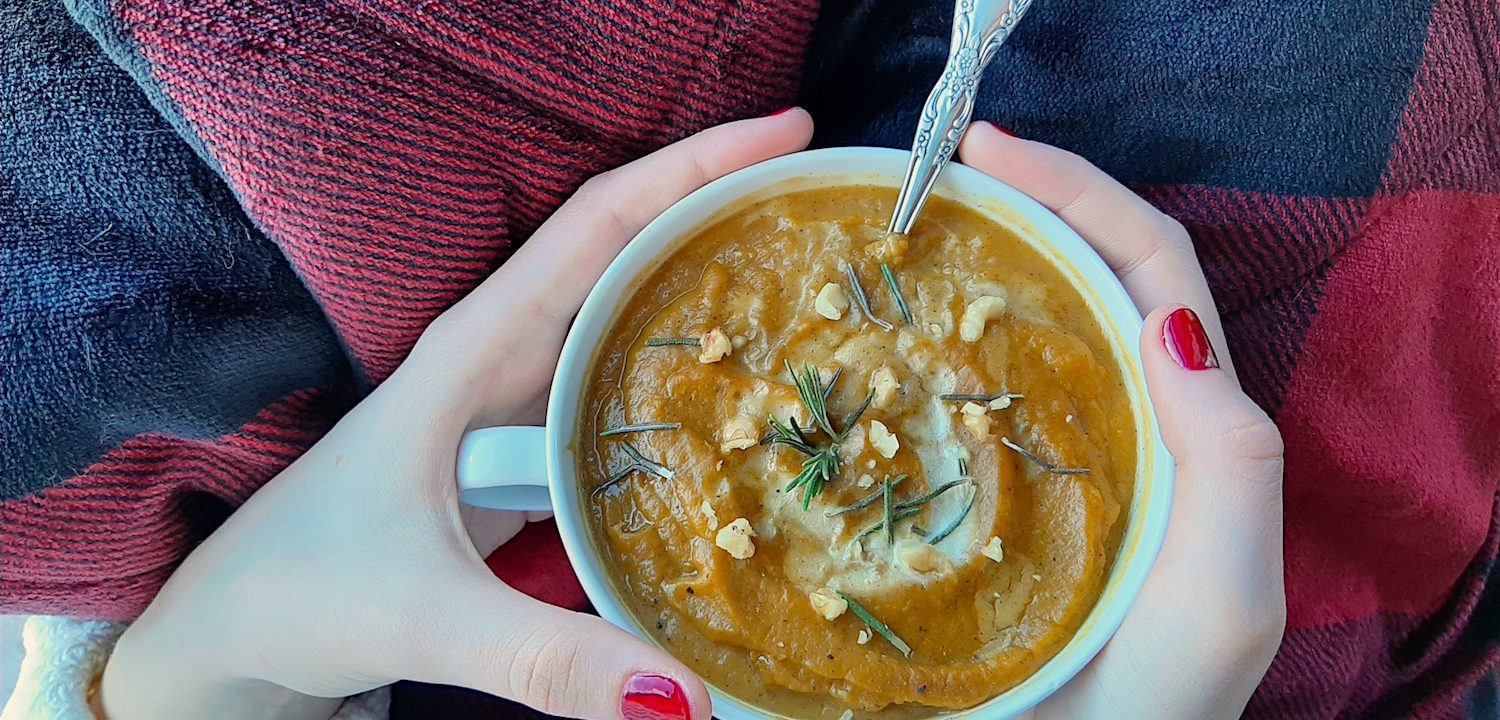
[1163,308,1220,371]
[622,674,692,720]
[995,124,1017,137]
[768,106,797,117]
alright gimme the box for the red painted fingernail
[768,106,797,117]
[622,674,691,720]
[1163,308,1220,371]
[995,124,1016,137]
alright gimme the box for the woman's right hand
[958,122,1287,719]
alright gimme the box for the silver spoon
[888,0,1034,236]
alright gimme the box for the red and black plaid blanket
[3,0,1496,716]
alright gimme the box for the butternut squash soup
[579,186,1135,718]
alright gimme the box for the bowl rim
[547,146,1174,720]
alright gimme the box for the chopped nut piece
[839,711,855,720]
[714,518,756,559]
[719,414,759,452]
[697,327,732,363]
[959,295,1007,342]
[808,587,848,620]
[989,393,1021,411]
[1065,414,1075,423]
[815,282,850,321]
[731,334,748,349]
[960,401,992,438]
[857,474,875,489]
[894,539,954,577]
[1032,573,1043,582]
[857,629,871,645]
[982,536,1005,563]
[869,366,900,409]
[868,420,899,459]
[866,459,877,470]
[700,500,719,531]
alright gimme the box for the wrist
[100,620,339,720]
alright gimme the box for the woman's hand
[958,123,1287,719]
[100,110,815,720]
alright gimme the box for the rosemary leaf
[839,390,875,437]
[855,507,921,544]
[591,464,640,498]
[844,264,894,331]
[599,422,682,438]
[822,366,843,402]
[927,485,976,545]
[621,443,675,480]
[894,478,973,511]
[882,477,896,547]
[939,392,1025,407]
[940,393,1001,403]
[1000,437,1090,475]
[645,337,701,347]
[880,263,914,325]
[824,475,909,517]
[837,592,913,658]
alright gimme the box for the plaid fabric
[3,0,1496,717]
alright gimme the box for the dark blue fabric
[800,0,1435,197]
[1,0,352,499]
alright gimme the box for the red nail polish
[768,107,796,117]
[995,124,1016,137]
[622,674,691,720]
[1163,308,1220,371]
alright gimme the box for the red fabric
[486,520,588,612]
[1,389,347,620]
[1,0,813,617]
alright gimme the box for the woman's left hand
[100,110,814,720]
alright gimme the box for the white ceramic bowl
[457,146,1173,720]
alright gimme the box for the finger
[459,109,814,330]
[1141,305,1283,481]
[406,575,709,720]
[956,122,1236,376]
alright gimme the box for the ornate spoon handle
[888,0,1033,236]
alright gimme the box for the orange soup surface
[580,186,1135,718]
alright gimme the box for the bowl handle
[456,426,552,511]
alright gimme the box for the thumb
[1142,306,1284,477]
[406,575,710,720]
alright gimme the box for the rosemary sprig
[621,442,675,480]
[895,478,972,511]
[855,507,921,544]
[645,337,701,347]
[1000,437,1091,475]
[599,423,681,438]
[882,477,896,546]
[927,484,976,545]
[837,591,913,657]
[844,264,894,331]
[880,263,914,325]
[824,475,908,517]
[769,361,875,510]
